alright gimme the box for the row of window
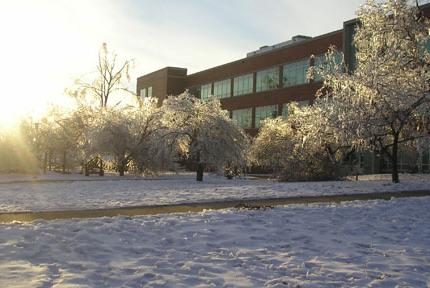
[231,100,310,129]
[140,86,153,98]
[198,53,342,100]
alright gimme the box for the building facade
[137,31,344,134]
[136,5,430,173]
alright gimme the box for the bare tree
[67,43,134,108]
[65,43,135,175]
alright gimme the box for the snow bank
[0,197,429,287]
[0,173,429,212]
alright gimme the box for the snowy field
[0,173,429,212]
[0,197,429,287]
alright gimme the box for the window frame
[255,104,278,128]
[213,79,231,99]
[200,83,212,100]
[256,67,280,92]
[232,107,253,129]
[282,58,310,88]
[233,73,254,96]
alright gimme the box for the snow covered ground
[0,173,429,212]
[0,197,429,287]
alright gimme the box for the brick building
[136,4,430,173]
[137,20,355,135]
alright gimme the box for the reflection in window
[282,100,310,118]
[283,59,309,88]
[140,88,146,98]
[255,105,278,128]
[188,86,200,98]
[201,83,212,100]
[148,86,153,98]
[297,100,310,107]
[282,103,289,118]
[233,74,253,96]
[232,108,252,129]
[256,67,279,92]
[213,79,231,99]
[314,52,343,82]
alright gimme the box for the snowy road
[0,197,429,287]
[1,173,430,212]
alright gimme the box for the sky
[0,0,366,126]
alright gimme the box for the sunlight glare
[0,0,118,128]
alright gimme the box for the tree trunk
[43,151,48,173]
[84,163,89,176]
[118,162,125,176]
[391,135,399,183]
[48,150,52,171]
[62,151,67,174]
[196,163,204,182]
[99,158,104,176]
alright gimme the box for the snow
[0,173,429,212]
[0,197,429,287]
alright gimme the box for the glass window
[201,83,212,100]
[233,74,253,96]
[256,67,279,92]
[297,100,310,107]
[282,100,310,118]
[232,108,252,129]
[255,105,278,128]
[140,88,146,98]
[314,52,343,82]
[213,79,231,99]
[283,59,309,88]
[148,86,153,98]
[314,55,325,82]
[421,36,430,56]
[282,103,289,118]
[188,86,200,98]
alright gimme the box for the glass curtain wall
[255,105,278,128]
[256,67,279,92]
[213,79,231,99]
[233,74,253,96]
[283,59,309,87]
[200,83,212,100]
[232,108,252,129]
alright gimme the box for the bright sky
[0,0,366,127]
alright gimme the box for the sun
[0,1,113,128]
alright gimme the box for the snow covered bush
[90,98,174,176]
[251,102,349,181]
[19,106,91,174]
[161,92,250,181]
[311,0,430,183]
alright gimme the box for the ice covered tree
[162,92,249,181]
[251,102,352,181]
[313,0,430,183]
[20,106,91,173]
[64,43,136,175]
[91,98,170,176]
